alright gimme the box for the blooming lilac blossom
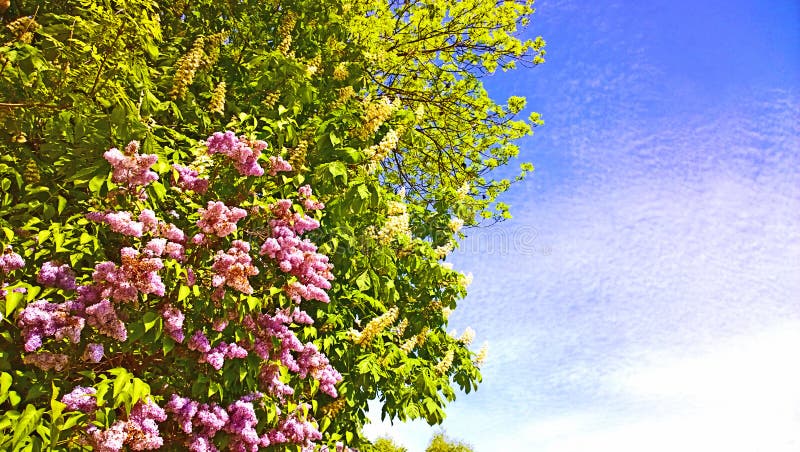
[61,386,97,412]
[188,330,211,353]
[17,300,85,351]
[173,164,210,193]
[199,341,248,370]
[197,201,247,237]
[87,421,127,452]
[212,318,228,332]
[211,240,258,297]
[85,299,127,341]
[204,131,267,176]
[126,399,168,450]
[36,261,77,290]
[165,394,200,434]
[224,400,261,452]
[161,223,186,243]
[295,343,342,397]
[258,364,294,398]
[103,141,159,188]
[92,247,165,302]
[165,394,230,450]
[86,211,145,237]
[186,267,197,286]
[139,209,158,232]
[164,241,185,261]
[162,305,185,343]
[145,238,167,256]
[0,247,24,273]
[23,352,69,371]
[265,405,322,448]
[267,155,292,176]
[82,343,105,363]
[297,185,324,211]
[259,200,333,303]
[244,310,342,397]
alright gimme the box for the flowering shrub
[2,131,345,450]
[0,0,532,448]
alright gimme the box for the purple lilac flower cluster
[243,310,342,398]
[263,404,322,450]
[197,201,247,237]
[87,210,186,251]
[161,305,185,343]
[297,184,325,211]
[87,399,167,452]
[86,211,145,237]
[36,261,77,290]
[17,299,85,351]
[92,247,165,302]
[173,164,210,194]
[187,330,247,370]
[103,141,159,188]
[295,342,342,398]
[201,341,248,370]
[267,155,293,176]
[82,343,104,363]
[204,131,267,177]
[210,240,258,299]
[145,238,185,262]
[166,394,279,452]
[84,299,128,341]
[0,247,24,273]
[61,386,97,412]
[23,352,69,371]
[259,199,333,303]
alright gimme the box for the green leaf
[177,285,190,302]
[4,291,25,317]
[142,311,159,332]
[89,175,106,195]
[0,372,11,404]
[12,404,42,448]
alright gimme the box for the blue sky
[365,0,800,450]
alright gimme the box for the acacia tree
[0,0,541,450]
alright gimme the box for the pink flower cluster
[244,310,342,398]
[187,330,247,370]
[295,342,342,398]
[103,141,159,188]
[167,394,279,452]
[17,299,85,351]
[259,200,333,303]
[267,156,293,176]
[145,238,185,262]
[23,352,69,371]
[173,164,209,194]
[263,404,322,449]
[37,261,77,290]
[211,240,258,299]
[87,210,186,247]
[87,399,167,451]
[62,386,97,412]
[92,247,165,302]
[0,247,24,273]
[298,185,325,211]
[161,305,185,343]
[83,343,105,363]
[85,299,128,341]
[197,201,247,237]
[204,131,267,177]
